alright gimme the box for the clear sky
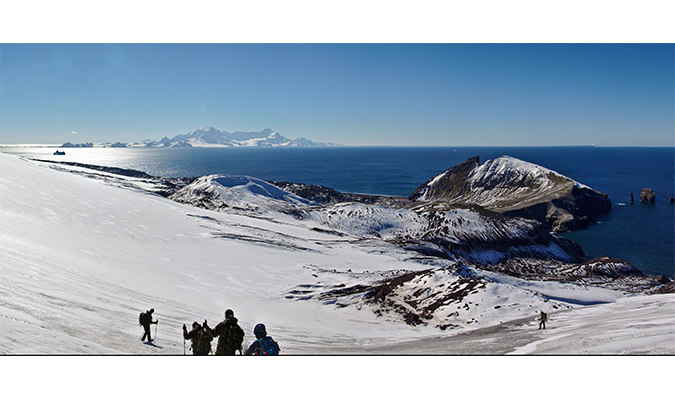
[1,43,673,146]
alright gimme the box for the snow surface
[1,152,673,355]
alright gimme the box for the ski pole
[154,322,158,341]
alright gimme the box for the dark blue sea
[4,146,674,278]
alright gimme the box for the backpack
[255,337,280,355]
[227,323,245,351]
[139,312,147,326]
[195,329,213,355]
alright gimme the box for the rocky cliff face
[409,156,611,232]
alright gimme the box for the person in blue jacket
[244,323,280,355]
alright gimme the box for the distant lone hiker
[205,309,245,355]
[538,311,547,330]
[139,308,158,342]
[244,323,280,355]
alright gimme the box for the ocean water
[3,146,673,278]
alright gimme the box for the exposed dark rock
[572,185,612,215]
[670,197,674,203]
[562,256,646,279]
[640,188,656,203]
[408,203,586,264]
[317,267,488,327]
[271,181,411,208]
[478,256,670,294]
[409,156,481,202]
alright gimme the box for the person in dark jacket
[205,309,244,355]
[183,321,213,355]
[538,311,548,329]
[140,308,158,342]
[244,323,280,355]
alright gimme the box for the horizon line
[2,143,674,149]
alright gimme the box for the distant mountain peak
[142,127,341,148]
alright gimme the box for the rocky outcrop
[409,156,611,232]
[409,156,481,202]
[640,188,656,203]
[271,181,411,208]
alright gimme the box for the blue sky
[1,43,673,146]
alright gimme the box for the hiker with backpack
[139,308,158,342]
[244,323,280,355]
[539,311,548,330]
[205,309,245,355]
[183,321,214,355]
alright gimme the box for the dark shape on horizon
[640,188,656,203]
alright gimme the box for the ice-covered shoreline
[1,152,673,354]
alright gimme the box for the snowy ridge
[467,156,575,207]
[168,174,316,216]
[409,155,611,232]
[413,156,579,208]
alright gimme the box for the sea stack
[640,188,656,203]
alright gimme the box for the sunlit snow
[1,152,672,354]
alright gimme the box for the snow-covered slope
[0,152,672,354]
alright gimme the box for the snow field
[1,152,673,357]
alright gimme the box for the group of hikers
[139,308,280,355]
[139,307,549,354]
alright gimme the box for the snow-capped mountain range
[139,127,340,148]
[60,127,341,148]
